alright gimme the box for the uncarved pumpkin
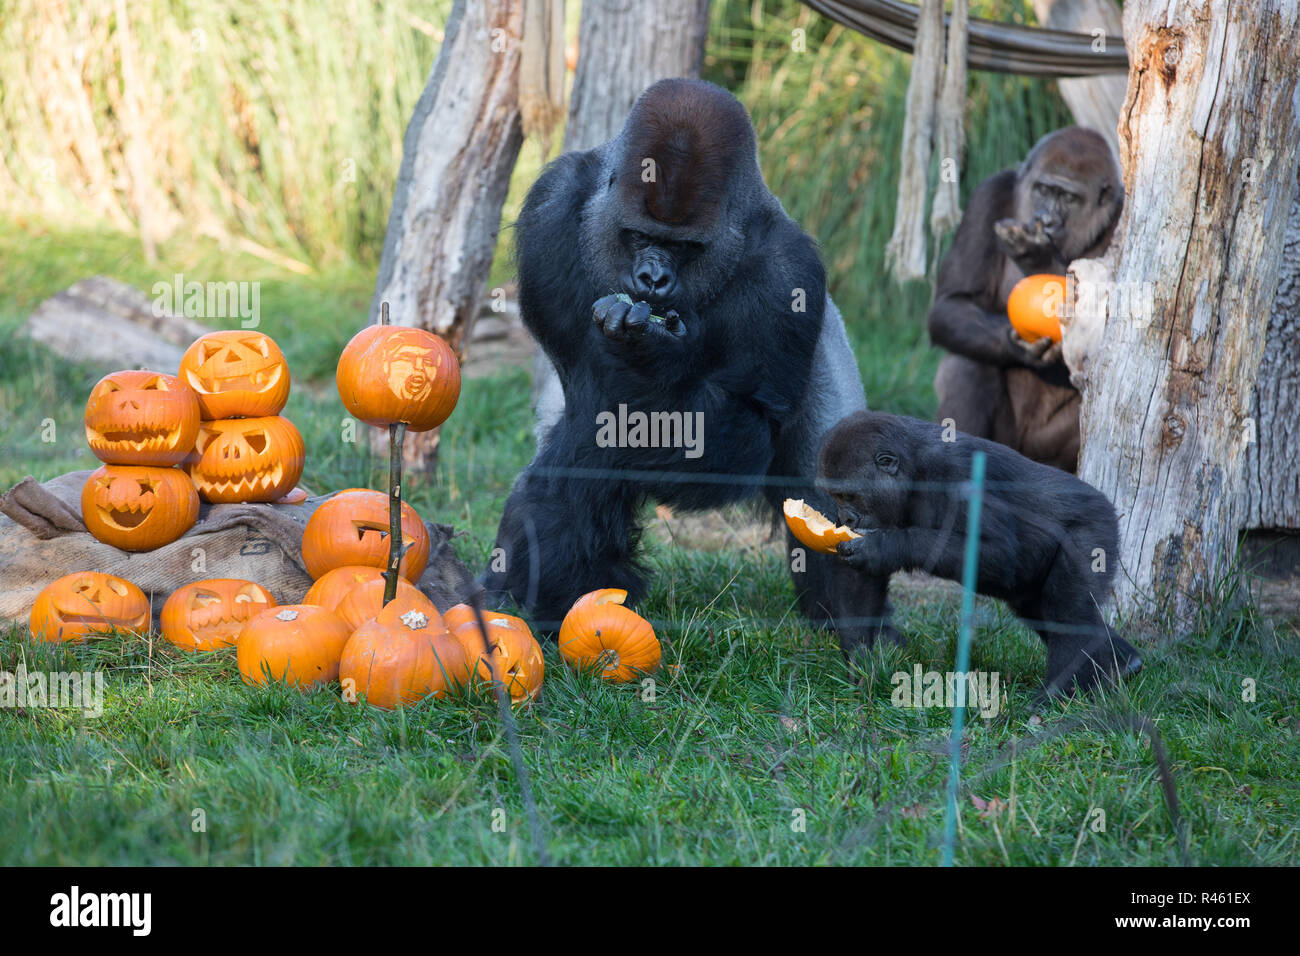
[452,618,545,702]
[336,325,461,432]
[333,576,439,633]
[339,598,468,709]
[300,489,429,582]
[81,464,199,551]
[1006,274,1065,344]
[303,565,388,611]
[84,369,200,466]
[558,588,661,682]
[29,571,150,642]
[190,415,304,503]
[160,579,277,651]
[180,330,291,419]
[236,605,351,689]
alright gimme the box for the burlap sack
[0,471,475,622]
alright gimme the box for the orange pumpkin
[336,325,461,432]
[558,588,660,682]
[782,498,860,556]
[339,599,468,709]
[236,604,351,689]
[443,603,530,636]
[189,416,304,503]
[300,489,429,582]
[179,330,291,419]
[81,464,199,551]
[452,619,545,702]
[29,571,150,642]
[303,565,388,611]
[84,369,200,466]
[160,579,277,651]
[1006,274,1066,344]
[333,576,439,633]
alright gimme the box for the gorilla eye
[875,453,898,473]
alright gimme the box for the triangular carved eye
[101,381,122,393]
[140,377,162,390]
[244,431,267,453]
[195,428,216,453]
[241,337,271,357]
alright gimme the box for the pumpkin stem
[379,300,390,326]
[383,420,407,605]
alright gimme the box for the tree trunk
[1075,1,1300,626]
[369,0,525,470]
[1031,0,1127,156]
[531,0,711,415]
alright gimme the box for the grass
[0,1,1297,866]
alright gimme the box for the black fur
[819,410,1142,698]
[485,79,889,643]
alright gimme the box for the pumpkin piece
[303,565,388,610]
[236,605,351,689]
[336,325,461,432]
[340,601,468,709]
[1006,274,1065,344]
[782,498,860,556]
[451,619,545,702]
[179,330,291,419]
[190,415,304,503]
[81,464,199,551]
[160,579,277,651]
[84,369,200,466]
[333,576,439,633]
[29,571,150,642]
[300,489,429,581]
[558,588,661,682]
[442,603,530,636]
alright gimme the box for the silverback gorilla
[485,79,893,649]
[820,411,1143,698]
[928,127,1123,472]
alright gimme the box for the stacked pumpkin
[81,369,201,551]
[179,331,304,504]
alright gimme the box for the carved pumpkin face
[340,599,469,709]
[80,465,199,551]
[160,579,277,651]
[29,571,151,642]
[443,603,530,636]
[190,415,304,503]
[301,489,429,582]
[84,369,201,466]
[336,325,461,432]
[180,330,291,419]
[236,605,351,689]
[558,588,661,683]
[452,619,545,702]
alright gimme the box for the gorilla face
[580,80,757,312]
[1014,127,1123,262]
[818,412,911,532]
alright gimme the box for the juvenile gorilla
[486,78,890,646]
[819,411,1142,698]
[929,127,1123,472]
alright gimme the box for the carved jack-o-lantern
[300,489,429,581]
[160,579,278,651]
[29,571,151,642]
[179,331,291,419]
[81,465,199,551]
[84,369,200,466]
[189,415,304,503]
[336,326,461,432]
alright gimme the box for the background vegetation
[0,0,1294,865]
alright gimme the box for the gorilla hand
[593,294,687,343]
[1005,326,1064,369]
[836,531,895,577]
[993,217,1059,271]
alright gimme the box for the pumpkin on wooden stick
[339,598,468,709]
[300,489,429,582]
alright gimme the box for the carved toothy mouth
[191,464,286,498]
[185,364,283,395]
[92,479,156,529]
[185,590,268,643]
[87,423,185,454]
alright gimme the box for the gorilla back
[486,78,890,643]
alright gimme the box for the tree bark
[1075,1,1300,626]
[1244,169,1300,530]
[1031,0,1128,156]
[369,0,525,470]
